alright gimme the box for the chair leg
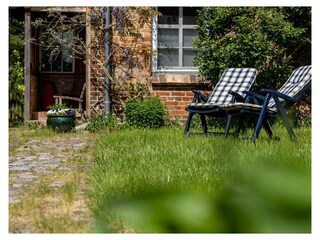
[282,115,296,140]
[224,115,232,137]
[273,96,296,140]
[251,94,271,141]
[184,112,194,135]
[200,115,208,135]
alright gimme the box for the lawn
[87,126,311,233]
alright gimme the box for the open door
[24,7,88,124]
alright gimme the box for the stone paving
[9,131,96,233]
[9,137,88,204]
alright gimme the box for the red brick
[155,91,171,96]
[164,101,178,106]
[183,97,193,101]
[172,92,186,97]
[178,101,190,106]
[186,92,195,97]
[174,97,182,101]
[167,96,176,101]
[172,110,186,115]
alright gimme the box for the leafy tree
[9,15,25,125]
[193,7,311,90]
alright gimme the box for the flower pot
[47,115,75,132]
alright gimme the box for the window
[153,7,200,73]
[40,30,74,73]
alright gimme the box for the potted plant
[47,103,76,132]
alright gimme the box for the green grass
[8,124,311,233]
[87,126,311,233]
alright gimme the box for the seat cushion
[187,102,222,109]
[221,102,277,113]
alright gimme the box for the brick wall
[88,7,152,117]
[151,74,211,123]
[87,7,211,124]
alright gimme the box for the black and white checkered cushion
[188,68,258,109]
[220,102,278,113]
[221,65,312,113]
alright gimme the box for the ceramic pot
[47,115,75,132]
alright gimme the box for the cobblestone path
[9,130,95,233]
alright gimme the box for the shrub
[193,7,311,90]
[289,98,311,128]
[124,96,169,128]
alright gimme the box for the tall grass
[87,126,311,233]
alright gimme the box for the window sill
[151,72,209,87]
[152,69,199,75]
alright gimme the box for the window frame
[39,28,75,73]
[152,7,199,74]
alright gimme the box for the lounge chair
[221,65,311,141]
[184,68,258,135]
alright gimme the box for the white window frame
[39,29,75,73]
[152,7,199,74]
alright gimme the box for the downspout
[104,7,111,115]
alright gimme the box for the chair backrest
[207,68,258,105]
[268,65,312,109]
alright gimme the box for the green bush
[193,7,311,90]
[124,96,169,128]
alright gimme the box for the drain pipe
[104,7,111,115]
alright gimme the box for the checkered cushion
[268,65,311,109]
[188,68,258,109]
[187,103,222,109]
[221,65,312,113]
[220,102,278,113]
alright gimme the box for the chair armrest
[242,91,266,101]
[260,89,296,102]
[60,92,80,98]
[228,91,245,102]
[53,95,83,102]
[241,91,266,104]
[191,90,208,103]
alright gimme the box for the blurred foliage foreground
[96,163,310,233]
[90,128,311,233]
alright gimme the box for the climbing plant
[32,7,158,118]
[9,16,25,126]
